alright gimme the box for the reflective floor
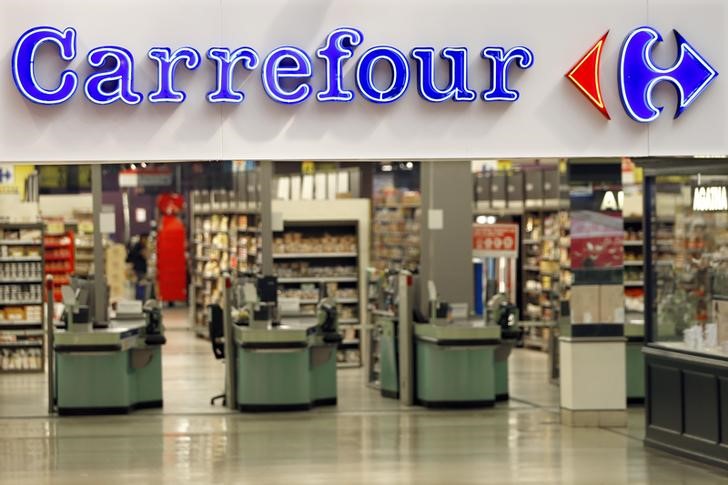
[0,311,726,483]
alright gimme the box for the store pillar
[419,162,473,315]
[560,160,627,427]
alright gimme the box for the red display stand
[156,194,187,302]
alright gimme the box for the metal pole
[45,275,55,414]
[259,161,274,276]
[91,164,106,323]
[222,273,237,410]
[398,271,414,406]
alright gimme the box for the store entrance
[0,158,637,416]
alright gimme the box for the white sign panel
[1,0,726,162]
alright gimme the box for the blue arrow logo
[618,27,718,123]
[0,169,12,182]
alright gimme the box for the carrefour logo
[10,25,718,124]
[566,27,718,122]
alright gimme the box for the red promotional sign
[473,223,519,258]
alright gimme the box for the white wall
[38,194,92,218]
[1,0,726,161]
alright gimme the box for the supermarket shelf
[273,252,357,259]
[523,265,540,271]
[624,261,644,266]
[623,240,644,246]
[624,281,644,287]
[340,340,360,346]
[0,301,42,306]
[0,279,43,284]
[0,240,42,246]
[0,341,43,348]
[337,362,362,369]
[0,257,42,262]
[523,239,541,244]
[278,276,358,283]
[339,318,359,325]
[0,329,44,336]
[194,208,260,215]
[44,255,72,262]
[335,298,358,304]
[0,321,42,327]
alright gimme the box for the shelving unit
[270,198,370,370]
[520,205,566,351]
[0,222,45,373]
[371,188,421,273]
[189,186,262,338]
[624,217,645,324]
[274,220,362,367]
[43,228,74,302]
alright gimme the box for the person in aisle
[126,233,149,300]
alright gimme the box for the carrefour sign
[10,25,718,124]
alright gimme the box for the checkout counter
[223,276,340,412]
[52,282,166,415]
[371,272,518,408]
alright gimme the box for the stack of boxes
[105,243,128,301]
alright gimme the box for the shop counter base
[238,403,312,412]
[58,400,163,416]
[495,393,509,402]
[418,399,494,409]
[381,389,399,400]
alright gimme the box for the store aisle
[2,330,727,483]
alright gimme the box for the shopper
[127,233,149,300]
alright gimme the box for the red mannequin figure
[156,193,187,302]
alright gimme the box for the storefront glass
[652,173,728,356]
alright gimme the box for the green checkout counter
[233,318,338,412]
[625,323,645,403]
[374,310,512,408]
[414,323,503,407]
[54,317,165,415]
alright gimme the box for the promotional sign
[1,0,727,162]
[473,223,519,258]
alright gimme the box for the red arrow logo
[566,32,610,119]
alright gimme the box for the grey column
[259,161,273,276]
[91,164,107,323]
[419,162,474,315]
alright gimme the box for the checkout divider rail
[46,275,54,414]
[223,273,237,410]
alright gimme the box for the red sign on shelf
[472,223,519,258]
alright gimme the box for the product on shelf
[273,232,356,254]
[0,348,43,371]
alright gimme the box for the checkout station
[370,270,519,408]
[50,278,166,415]
[216,275,341,412]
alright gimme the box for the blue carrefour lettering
[356,46,410,104]
[618,26,718,123]
[410,47,476,102]
[12,26,78,105]
[481,46,534,101]
[261,47,312,105]
[207,47,260,103]
[148,47,201,103]
[316,27,363,102]
[10,25,547,108]
[84,46,142,105]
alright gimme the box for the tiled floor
[0,310,726,483]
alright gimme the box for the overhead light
[381,164,393,172]
[476,215,487,224]
[141,162,147,168]
[405,161,414,169]
[130,163,137,170]
[487,216,497,224]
